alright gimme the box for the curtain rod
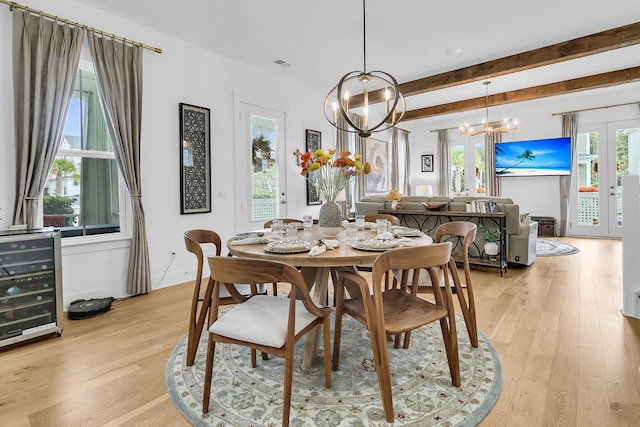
[430,126,459,133]
[552,101,639,116]
[0,0,162,54]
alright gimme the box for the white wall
[0,0,333,306]
[401,85,640,222]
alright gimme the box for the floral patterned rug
[166,312,502,426]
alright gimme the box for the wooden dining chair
[263,218,302,228]
[333,242,459,423]
[354,214,402,276]
[391,221,478,348]
[183,229,267,366]
[202,256,332,427]
[262,218,304,296]
[363,214,401,226]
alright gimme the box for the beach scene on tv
[495,137,571,177]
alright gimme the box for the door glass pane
[450,146,465,196]
[475,142,486,195]
[576,131,600,226]
[615,127,640,227]
[251,115,278,220]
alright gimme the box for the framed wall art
[179,103,211,214]
[421,154,434,173]
[305,129,322,205]
[364,138,389,195]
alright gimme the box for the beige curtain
[437,130,450,196]
[12,11,83,226]
[390,127,411,195]
[351,114,367,200]
[485,132,502,196]
[560,113,578,237]
[87,34,151,295]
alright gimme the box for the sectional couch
[355,195,538,266]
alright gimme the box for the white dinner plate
[389,226,423,237]
[265,240,311,254]
[352,238,399,251]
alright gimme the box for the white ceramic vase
[318,200,343,237]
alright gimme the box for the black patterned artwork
[180,103,211,214]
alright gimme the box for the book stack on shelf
[466,200,498,213]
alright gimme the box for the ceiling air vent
[274,59,291,67]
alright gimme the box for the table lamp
[416,184,433,196]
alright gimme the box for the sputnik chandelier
[460,81,517,136]
[323,0,405,138]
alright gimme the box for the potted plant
[479,225,500,256]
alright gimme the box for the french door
[449,137,486,196]
[571,120,640,237]
[234,102,287,232]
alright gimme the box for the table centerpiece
[300,149,370,236]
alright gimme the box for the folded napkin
[377,231,396,240]
[229,232,281,245]
[309,239,340,256]
[396,237,418,247]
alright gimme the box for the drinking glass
[345,223,358,243]
[376,219,388,236]
[355,214,365,230]
[284,223,298,241]
[302,215,313,230]
[271,219,284,237]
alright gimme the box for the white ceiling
[78,0,640,112]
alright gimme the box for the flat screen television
[495,137,571,177]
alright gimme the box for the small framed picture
[421,154,434,173]
[305,129,322,205]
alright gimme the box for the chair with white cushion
[202,256,332,427]
[183,229,267,366]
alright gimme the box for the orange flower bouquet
[300,149,370,202]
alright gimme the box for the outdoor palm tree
[50,158,78,196]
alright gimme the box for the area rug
[536,239,580,256]
[166,312,502,426]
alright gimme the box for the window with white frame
[43,60,124,238]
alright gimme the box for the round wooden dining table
[227,224,433,367]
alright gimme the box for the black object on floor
[68,297,114,320]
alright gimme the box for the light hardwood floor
[1,237,639,426]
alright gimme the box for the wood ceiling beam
[401,66,640,121]
[350,21,640,106]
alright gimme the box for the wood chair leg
[322,316,331,388]
[187,277,214,366]
[367,317,395,422]
[251,348,257,368]
[332,280,346,371]
[282,344,295,427]
[439,317,460,387]
[202,337,216,413]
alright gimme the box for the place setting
[349,219,425,252]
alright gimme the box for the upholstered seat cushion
[209,295,318,348]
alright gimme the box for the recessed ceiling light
[445,48,463,56]
[274,59,291,67]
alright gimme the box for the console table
[379,209,507,276]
